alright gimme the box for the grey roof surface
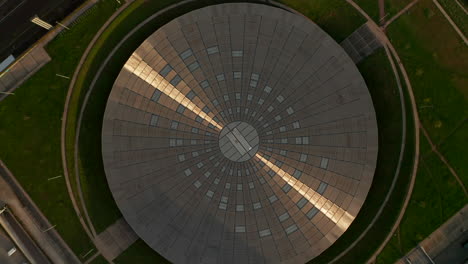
[102,3,378,264]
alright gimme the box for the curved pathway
[329,41,409,264]
[73,0,196,242]
[71,1,136,240]
[321,1,421,263]
[368,38,421,264]
[367,0,468,259]
[60,1,135,262]
[344,2,421,264]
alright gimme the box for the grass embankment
[377,0,468,262]
[278,0,366,42]
[0,0,119,260]
[64,0,151,236]
[438,0,468,36]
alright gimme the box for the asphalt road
[0,209,50,263]
[0,229,28,264]
[0,160,81,263]
[0,0,84,62]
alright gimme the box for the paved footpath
[383,0,420,28]
[378,0,385,25]
[322,1,422,263]
[60,1,137,263]
[95,218,138,260]
[357,0,467,262]
[420,123,467,196]
[0,46,50,100]
[432,0,467,45]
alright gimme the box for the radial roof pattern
[102,3,378,264]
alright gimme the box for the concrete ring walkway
[60,1,136,262]
[340,1,421,263]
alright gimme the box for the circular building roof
[102,3,378,264]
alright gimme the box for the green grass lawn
[387,0,467,144]
[278,0,366,42]
[0,0,119,260]
[376,133,468,263]
[375,0,468,262]
[439,121,468,189]
[438,0,468,36]
[387,0,467,184]
[355,0,380,22]
[114,239,169,264]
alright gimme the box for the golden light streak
[124,53,223,130]
[255,152,355,230]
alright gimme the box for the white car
[7,247,16,256]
